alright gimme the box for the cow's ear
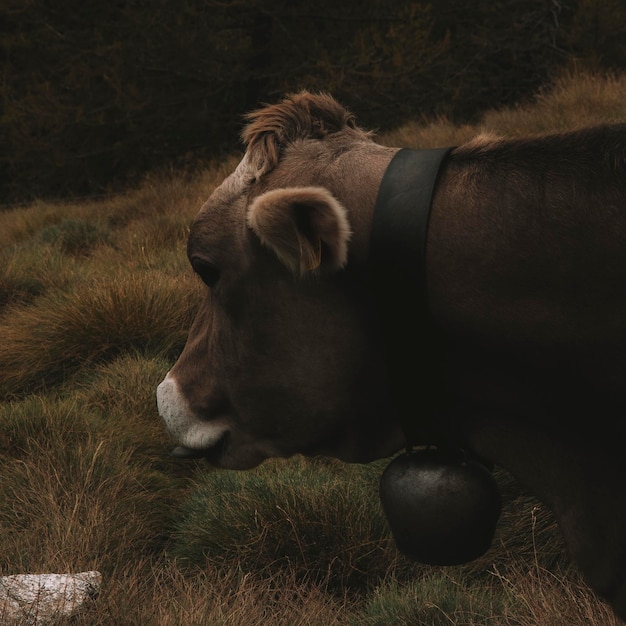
[247,186,351,276]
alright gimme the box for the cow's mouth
[170,431,230,465]
[170,446,206,459]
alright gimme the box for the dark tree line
[2,0,625,204]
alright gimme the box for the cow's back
[428,125,626,385]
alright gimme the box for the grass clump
[0,397,179,576]
[0,270,200,396]
[0,252,46,308]
[74,353,172,423]
[490,564,626,626]
[170,456,422,592]
[0,246,88,310]
[38,218,111,256]
[54,560,355,626]
[356,574,503,626]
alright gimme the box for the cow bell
[379,447,501,566]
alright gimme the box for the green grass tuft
[355,574,504,626]
[169,456,422,591]
[38,218,111,256]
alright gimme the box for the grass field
[2,71,626,625]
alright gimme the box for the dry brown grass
[64,560,355,626]
[0,398,178,575]
[491,564,623,626]
[481,70,626,136]
[379,69,626,150]
[0,270,201,396]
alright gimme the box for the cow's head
[156,92,405,469]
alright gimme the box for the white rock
[0,571,101,625]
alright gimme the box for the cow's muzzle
[156,373,230,455]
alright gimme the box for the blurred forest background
[2,0,626,205]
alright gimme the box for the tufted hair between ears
[241,91,368,180]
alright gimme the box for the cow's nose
[156,373,189,435]
[156,373,230,452]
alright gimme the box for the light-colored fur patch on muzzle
[156,373,228,450]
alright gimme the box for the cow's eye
[191,258,220,287]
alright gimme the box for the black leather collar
[370,148,453,302]
[369,147,454,446]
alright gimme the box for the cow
[156,90,626,620]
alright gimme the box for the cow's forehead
[192,140,327,233]
[219,153,256,197]
[201,154,253,214]
[188,155,253,257]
